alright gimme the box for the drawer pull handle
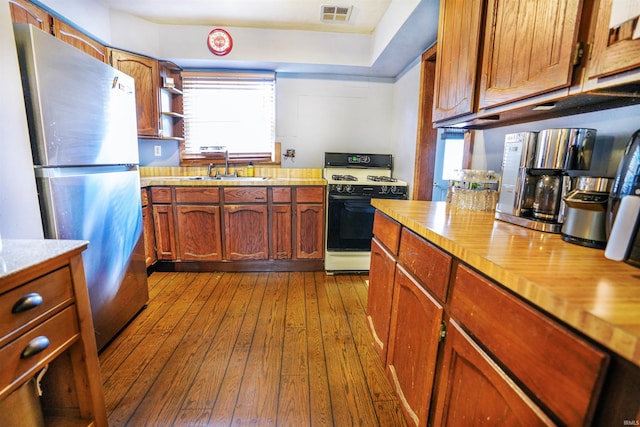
[21,336,50,358]
[12,293,44,313]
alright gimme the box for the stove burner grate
[367,175,398,182]
[332,174,358,181]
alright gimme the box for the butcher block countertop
[372,199,640,367]
[139,166,326,187]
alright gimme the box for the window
[182,71,276,163]
[433,128,466,201]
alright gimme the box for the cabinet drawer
[0,306,79,397]
[450,264,609,426]
[151,187,172,203]
[141,188,149,206]
[175,187,220,204]
[373,211,401,255]
[0,267,74,348]
[398,228,452,301]
[224,187,267,203]
[295,187,324,203]
[272,187,292,203]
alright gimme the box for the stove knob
[345,185,354,193]
[336,184,343,192]
[380,185,389,194]
[391,186,398,193]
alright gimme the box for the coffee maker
[495,128,597,233]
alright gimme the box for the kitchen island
[370,199,640,426]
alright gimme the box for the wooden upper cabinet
[587,0,640,80]
[9,0,51,31]
[478,0,583,109]
[432,0,484,122]
[53,19,107,63]
[108,49,160,137]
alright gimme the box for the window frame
[180,70,279,166]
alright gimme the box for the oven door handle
[328,195,373,201]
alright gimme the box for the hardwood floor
[99,271,408,426]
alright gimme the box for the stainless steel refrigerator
[13,24,148,350]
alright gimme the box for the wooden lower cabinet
[0,242,107,426]
[450,263,608,425]
[223,205,269,260]
[146,185,324,268]
[386,265,444,427]
[176,205,222,260]
[371,209,614,427]
[432,320,554,426]
[366,237,396,364]
[295,203,323,259]
[294,187,324,260]
[141,204,156,267]
[152,204,176,260]
[271,204,292,259]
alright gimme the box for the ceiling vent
[320,5,353,23]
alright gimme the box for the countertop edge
[140,177,327,187]
[372,199,640,367]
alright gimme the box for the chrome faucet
[207,163,215,178]
[224,149,229,175]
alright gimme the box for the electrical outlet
[284,148,296,158]
[154,145,162,157]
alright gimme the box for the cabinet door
[109,49,160,136]
[152,204,176,260]
[432,320,555,426]
[271,204,292,259]
[52,19,107,63]
[588,0,640,79]
[386,265,443,427]
[451,263,608,425]
[432,0,484,122]
[176,205,222,261]
[141,204,156,267]
[366,238,396,364]
[295,203,324,259]
[224,205,269,260]
[478,0,582,108]
[9,0,51,31]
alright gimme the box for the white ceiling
[103,0,392,34]
[102,0,440,77]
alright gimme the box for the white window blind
[182,71,276,160]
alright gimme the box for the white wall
[38,0,111,42]
[390,59,421,197]
[276,74,396,168]
[0,0,44,239]
[479,104,640,178]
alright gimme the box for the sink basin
[187,176,268,181]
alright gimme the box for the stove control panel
[347,155,371,165]
[328,184,407,198]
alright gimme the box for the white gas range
[323,152,408,273]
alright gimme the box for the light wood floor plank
[100,270,408,427]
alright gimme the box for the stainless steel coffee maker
[495,128,597,233]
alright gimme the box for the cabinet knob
[21,336,50,359]
[12,293,44,314]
